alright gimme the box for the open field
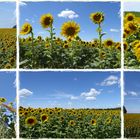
[0,28,16,69]
[19,107,121,138]
[124,114,140,138]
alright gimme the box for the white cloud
[124,2,140,12]
[58,9,79,19]
[70,96,78,100]
[19,88,33,98]
[100,75,119,86]
[25,18,30,22]
[81,88,101,100]
[19,2,27,6]
[110,28,119,32]
[124,91,127,96]
[129,91,138,96]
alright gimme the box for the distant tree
[123,106,127,113]
[12,25,16,28]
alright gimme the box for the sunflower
[20,23,32,35]
[104,39,114,47]
[115,42,121,50]
[63,43,69,48]
[123,41,128,51]
[134,42,140,52]
[25,116,37,127]
[40,13,53,28]
[4,63,12,69]
[126,21,137,32]
[40,114,49,122]
[135,48,140,62]
[90,119,97,126]
[0,97,7,103]
[61,21,80,39]
[99,51,106,60]
[90,12,104,24]
[45,43,50,48]
[68,120,76,126]
[125,13,135,22]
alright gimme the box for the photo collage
[0,0,140,139]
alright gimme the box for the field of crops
[19,107,121,138]
[0,98,16,139]
[20,12,121,69]
[0,28,16,69]
[124,12,140,69]
[124,114,140,138]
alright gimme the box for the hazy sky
[0,2,16,28]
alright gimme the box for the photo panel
[19,1,121,69]
[0,72,16,139]
[19,71,121,138]
[0,2,16,69]
[123,1,140,69]
[124,71,140,138]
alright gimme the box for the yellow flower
[126,21,137,32]
[125,13,135,22]
[90,119,97,126]
[115,42,121,50]
[123,41,128,51]
[90,12,104,24]
[20,23,32,35]
[61,21,80,39]
[104,39,114,47]
[133,42,140,52]
[25,116,37,127]
[40,114,49,122]
[4,63,12,69]
[68,120,76,126]
[40,13,53,28]
[135,48,140,62]
[0,97,7,103]
[63,43,69,48]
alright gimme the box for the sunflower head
[104,39,114,47]
[115,42,121,50]
[25,116,37,127]
[0,97,7,103]
[20,23,32,35]
[90,119,97,126]
[126,21,138,31]
[40,13,53,28]
[90,12,104,24]
[63,43,69,48]
[68,120,76,126]
[123,41,128,51]
[125,13,135,22]
[40,114,49,123]
[61,21,80,40]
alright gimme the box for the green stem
[31,32,35,68]
[98,23,102,48]
[50,25,53,47]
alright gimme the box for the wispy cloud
[81,88,101,100]
[110,28,120,32]
[100,75,119,86]
[129,91,138,96]
[19,2,27,6]
[19,88,33,98]
[58,9,79,19]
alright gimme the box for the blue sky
[0,72,16,104]
[20,1,121,42]
[124,72,140,113]
[0,2,16,28]
[20,71,120,109]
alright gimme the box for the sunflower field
[19,107,121,138]
[124,114,140,138]
[20,12,121,69]
[124,12,140,69]
[0,28,16,69]
[0,97,16,139]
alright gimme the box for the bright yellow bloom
[40,114,49,122]
[61,21,80,39]
[68,120,76,126]
[90,119,97,126]
[20,23,32,35]
[40,14,53,28]
[90,12,104,24]
[125,13,135,22]
[123,41,128,51]
[104,39,114,47]
[0,97,7,103]
[25,116,37,127]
